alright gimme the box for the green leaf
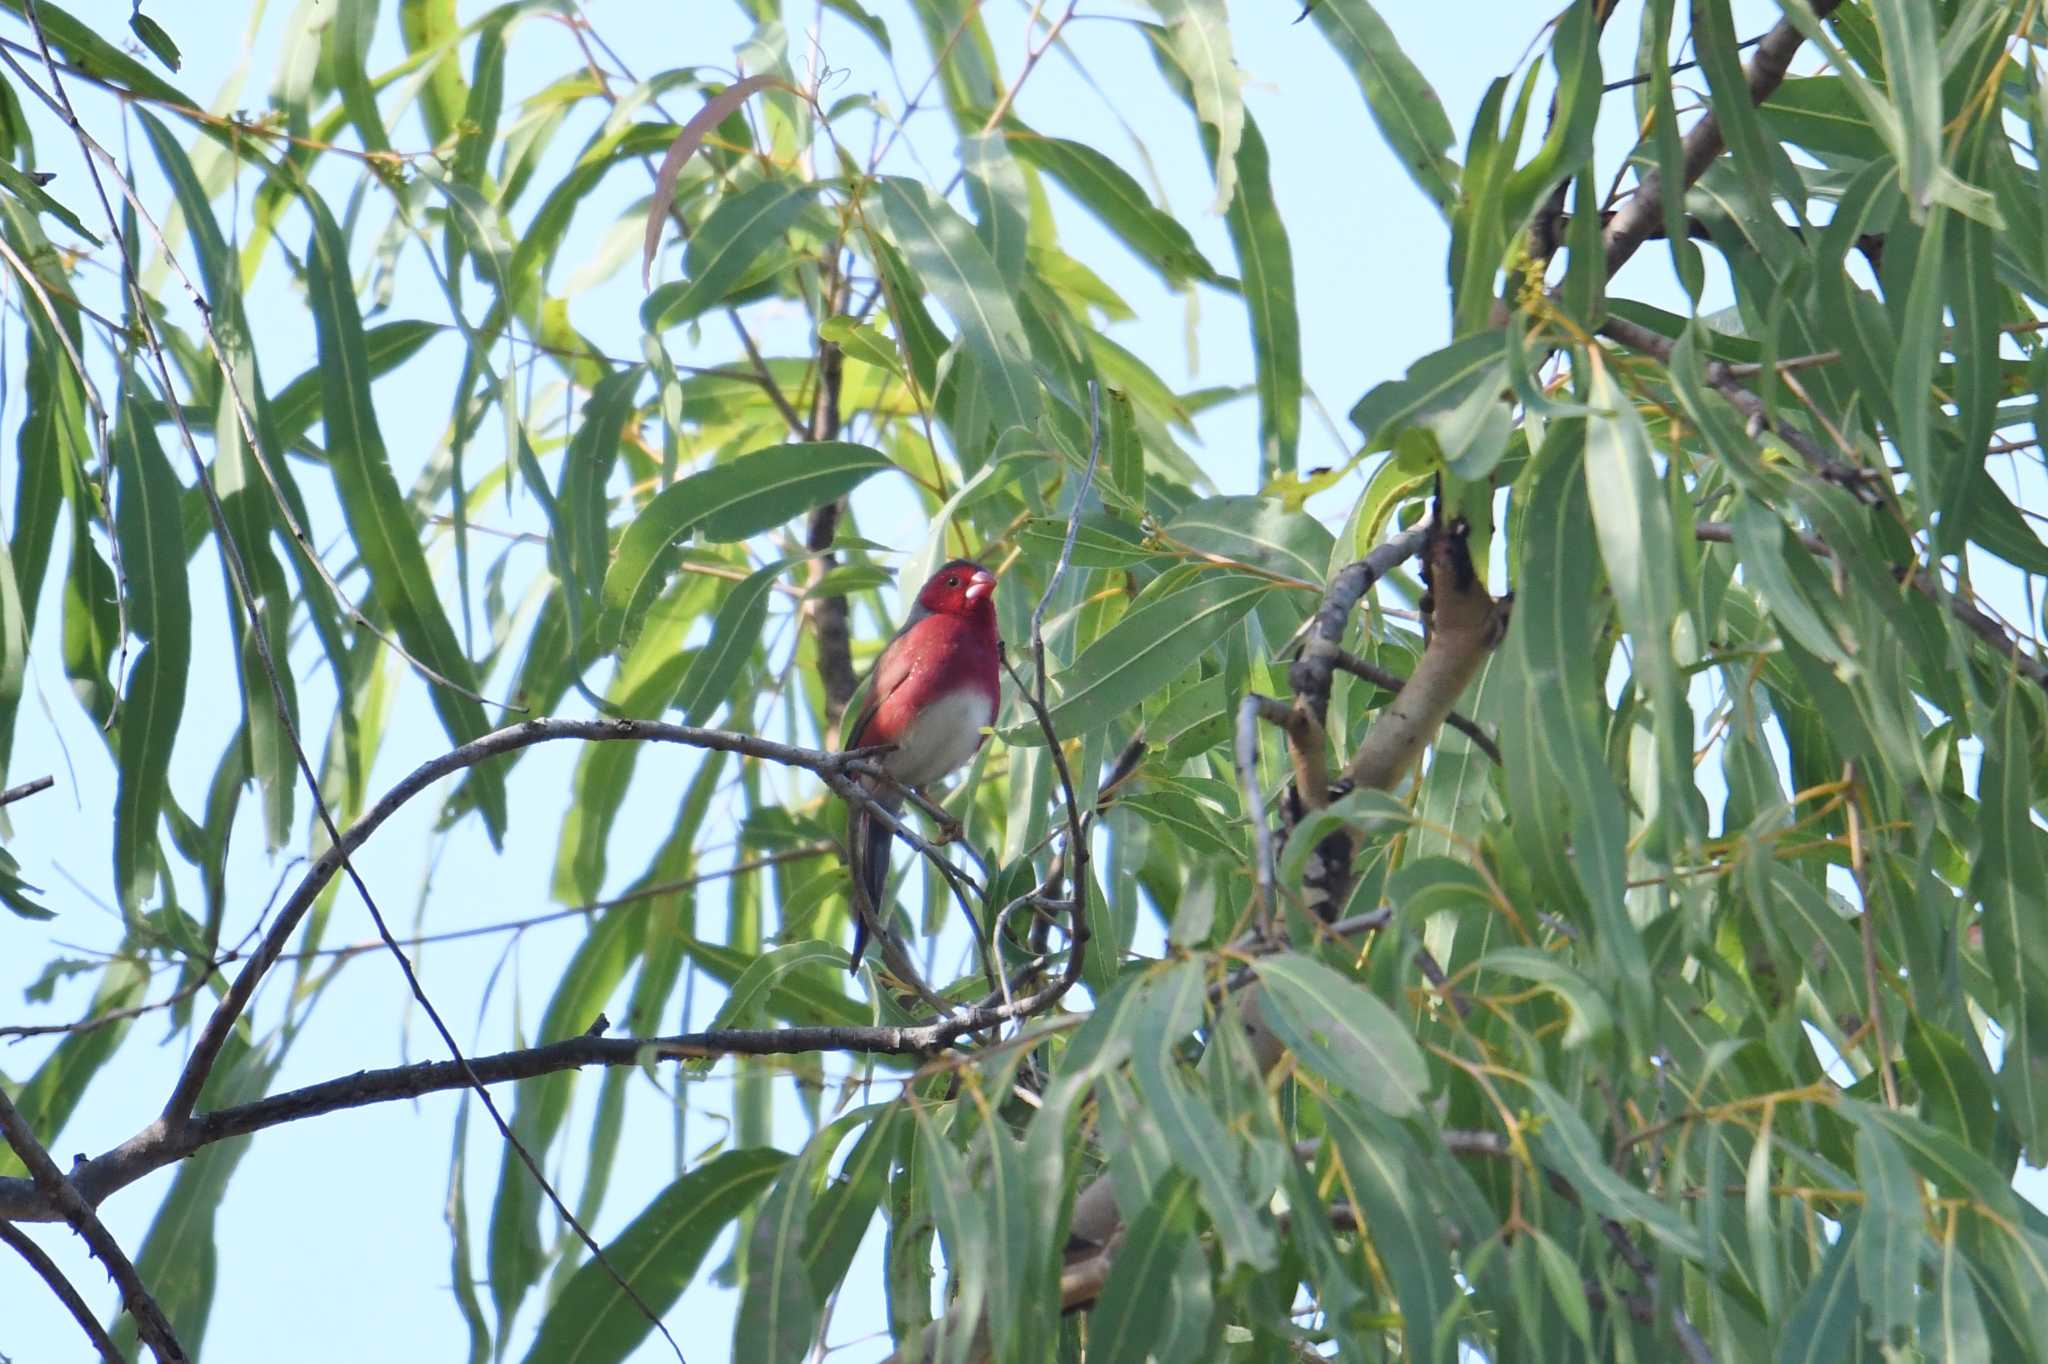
[1869,0,1942,213]
[0,158,98,243]
[1776,1220,1860,1364]
[1306,0,1456,210]
[1932,1224,1992,1364]
[109,1036,277,1358]
[736,1107,885,1364]
[701,940,846,1035]
[873,177,1040,453]
[1089,1173,1212,1364]
[301,188,504,839]
[672,559,786,725]
[1219,114,1298,477]
[1763,77,1891,162]
[1499,425,1643,1033]
[1850,1115,1923,1346]
[1324,1100,1455,1364]
[1033,569,1268,743]
[1525,1078,1705,1262]
[642,177,810,330]
[1017,515,1154,568]
[1148,0,1243,212]
[558,366,642,620]
[1584,355,1694,852]
[1253,951,1428,1115]
[111,399,190,915]
[817,314,900,374]
[1973,683,2048,1160]
[489,909,641,1335]
[602,441,891,647]
[519,1149,788,1364]
[1163,495,1331,584]
[269,320,440,451]
[0,961,144,1179]
[1475,947,1613,1049]
[1129,959,1276,1270]
[1004,126,1223,288]
[1349,330,1506,450]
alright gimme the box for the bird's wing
[842,618,921,750]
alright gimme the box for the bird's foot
[917,789,967,845]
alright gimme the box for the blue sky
[6,2,2038,1361]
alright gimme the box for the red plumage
[841,558,1001,971]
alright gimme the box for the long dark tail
[847,791,899,973]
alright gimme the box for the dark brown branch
[1598,311,1876,497]
[1692,522,2048,692]
[0,774,53,806]
[1602,0,1845,278]
[0,1085,186,1361]
[806,283,860,734]
[0,1220,125,1364]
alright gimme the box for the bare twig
[0,1024,946,1224]
[1,956,231,1040]
[0,1086,186,1362]
[0,774,54,806]
[168,719,925,1121]
[0,1220,125,1364]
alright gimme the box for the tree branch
[0,773,53,806]
[805,294,860,735]
[1598,311,1877,498]
[0,1220,125,1364]
[0,1086,187,1361]
[165,718,936,1125]
[0,1025,946,1224]
[1602,0,1846,278]
[1692,522,2048,691]
[1327,647,1501,764]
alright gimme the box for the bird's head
[914,559,997,618]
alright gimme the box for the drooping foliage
[2,2,2048,1362]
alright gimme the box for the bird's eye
[945,575,959,587]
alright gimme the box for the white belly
[885,687,994,787]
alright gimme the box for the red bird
[841,559,1001,972]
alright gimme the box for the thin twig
[0,1005,1102,1225]
[0,774,54,806]
[0,1085,186,1362]
[1599,312,1876,497]
[1327,649,1501,763]
[0,1220,125,1364]
[1693,521,2048,690]
[0,955,231,1040]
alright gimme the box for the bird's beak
[963,569,996,604]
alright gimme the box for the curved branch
[0,1220,125,1364]
[4,1017,995,1224]
[1602,0,1846,278]
[166,718,923,1124]
[0,1087,186,1361]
